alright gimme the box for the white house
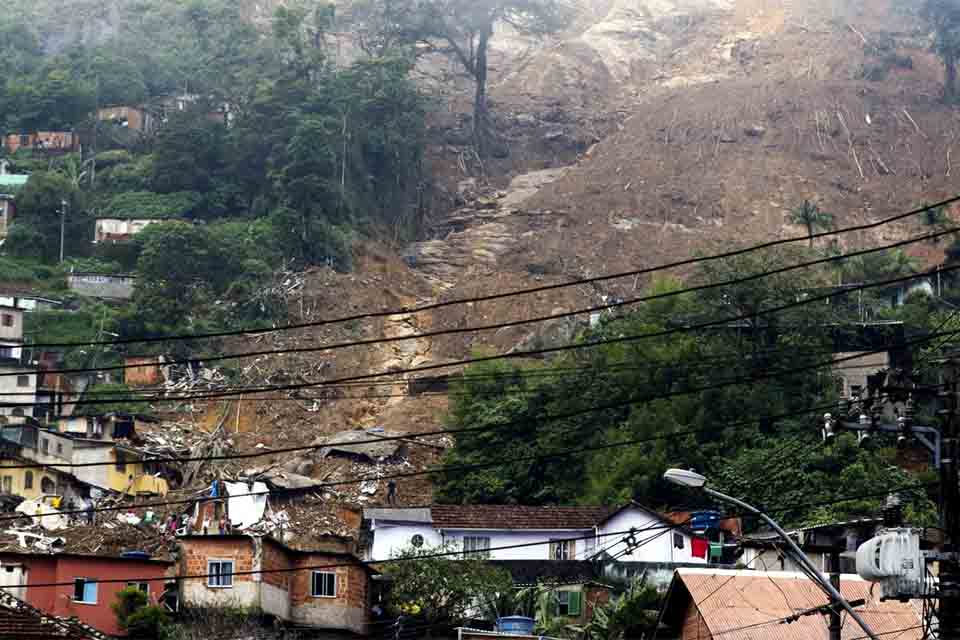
[94,218,164,243]
[362,503,710,567]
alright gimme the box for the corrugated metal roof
[363,507,433,523]
[676,569,922,640]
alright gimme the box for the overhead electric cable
[11,223,957,379]
[5,263,957,408]
[3,329,954,470]
[22,195,960,350]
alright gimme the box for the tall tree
[924,0,960,101]
[354,0,566,155]
[790,199,833,247]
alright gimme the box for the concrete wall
[369,522,441,560]
[0,459,59,500]
[0,366,35,419]
[598,509,704,564]
[833,351,891,398]
[289,558,369,635]
[442,529,593,560]
[69,445,113,492]
[68,273,136,300]
[94,219,161,243]
[740,547,829,573]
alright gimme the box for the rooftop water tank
[497,617,535,635]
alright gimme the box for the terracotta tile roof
[667,569,922,640]
[430,505,615,530]
[0,607,96,639]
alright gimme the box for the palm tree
[790,199,834,247]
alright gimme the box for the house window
[311,571,337,598]
[462,536,491,558]
[0,346,12,358]
[24,471,32,490]
[127,582,149,594]
[1,314,12,328]
[207,560,234,588]
[73,578,97,604]
[16,376,29,388]
[557,590,581,617]
[40,439,49,454]
[674,533,685,549]
[1,477,10,494]
[550,539,574,560]
[56,442,62,455]
[115,453,127,472]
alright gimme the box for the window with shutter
[567,591,582,617]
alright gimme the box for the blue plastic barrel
[497,617,536,635]
[690,510,721,531]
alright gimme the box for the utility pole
[828,552,841,640]
[59,199,68,264]
[940,355,960,640]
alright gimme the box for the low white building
[362,503,710,568]
[94,218,164,243]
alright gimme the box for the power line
[23,194,960,350]
[2,526,663,589]
[6,264,955,409]
[3,328,952,470]
[11,223,956,378]
[0,345,886,397]
[4,482,937,588]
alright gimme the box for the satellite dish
[411,534,424,548]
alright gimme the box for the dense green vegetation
[435,250,943,528]
[1,0,427,339]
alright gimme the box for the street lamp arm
[702,486,881,640]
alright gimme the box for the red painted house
[0,552,174,636]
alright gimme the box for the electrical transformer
[856,528,925,600]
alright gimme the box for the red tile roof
[0,607,96,639]
[666,569,922,640]
[430,505,615,530]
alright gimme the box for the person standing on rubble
[386,479,398,505]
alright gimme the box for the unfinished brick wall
[288,555,369,634]
[261,539,292,590]
[181,538,255,586]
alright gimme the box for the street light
[663,468,880,640]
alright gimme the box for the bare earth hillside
[192,0,960,512]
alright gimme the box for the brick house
[179,535,375,635]
[0,551,174,637]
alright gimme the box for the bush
[102,191,203,219]
[113,586,168,640]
